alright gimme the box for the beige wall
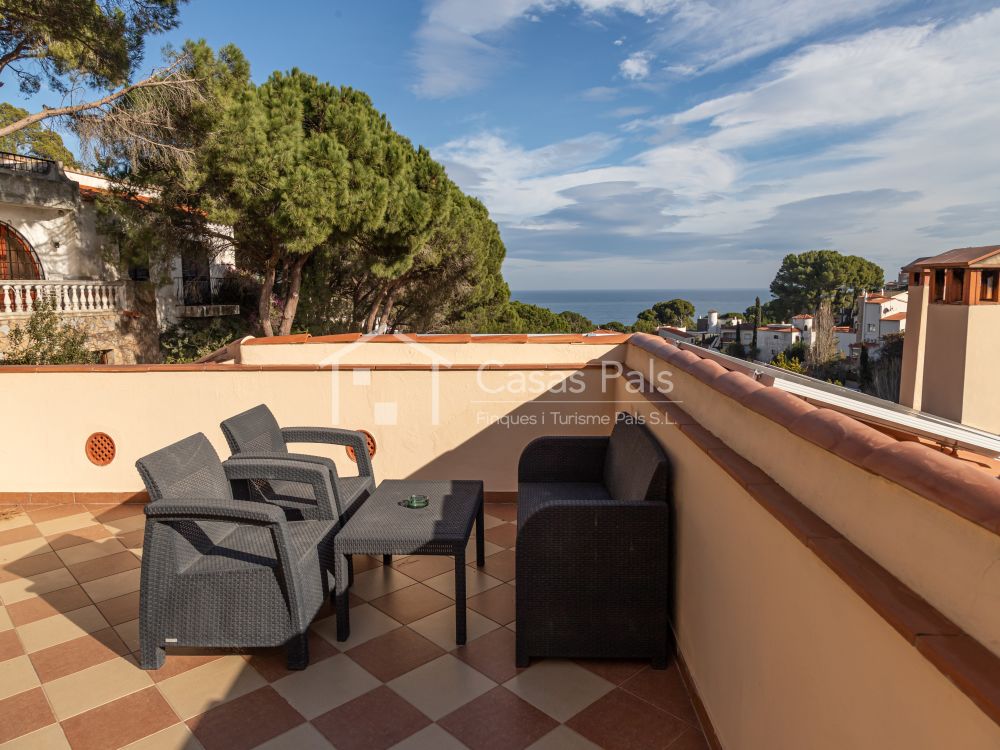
[962,305,1000,433]
[621,386,1000,749]
[919,303,970,423]
[899,280,928,409]
[623,345,1000,659]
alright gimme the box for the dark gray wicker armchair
[515,417,671,668]
[135,432,339,671]
[221,404,374,523]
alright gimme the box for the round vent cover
[346,430,376,462]
[86,432,116,466]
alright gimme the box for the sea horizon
[512,288,771,326]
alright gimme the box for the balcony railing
[0,280,125,315]
[175,274,224,306]
[0,151,55,175]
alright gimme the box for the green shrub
[160,317,249,363]
[2,299,97,365]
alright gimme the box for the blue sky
[12,0,1000,289]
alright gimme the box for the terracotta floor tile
[6,585,92,627]
[147,650,224,683]
[390,555,456,582]
[369,582,453,624]
[350,567,418,601]
[45,525,113,551]
[187,686,304,750]
[666,727,711,750]
[504,660,613,722]
[67,550,141,584]
[408,605,499,651]
[483,524,518,548]
[311,602,401,651]
[253,722,331,750]
[0,565,76,604]
[439,686,558,750]
[390,723,468,750]
[118,530,145,550]
[313,685,431,750]
[472,548,517,582]
[81,568,141,603]
[566,688,689,750]
[484,504,517,522]
[453,627,521,684]
[86,505,145,523]
[621,663,699,727]
[55,538,127,567]
[527,725,602,749]
[60,686,178,750]
[575,658,648,686]
[114,618,140,652]
[24,506,85,523]
[0,524,40,546]
[29,627,129,682]
[34,513,96,537]
[423,567,503,600]
[242,631,339,682]
[0,687,55,744]
[117,722,200,750]
[0,537,52,565]
[1,723,71,750]
[468,583,515,625]
[350,554,383,574]
[347,626,444,682]
[0,654,40,700]
[0,551,64,584]
[95,590,140,626]
[0,627,24,661]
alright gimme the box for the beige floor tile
[0,538,53,565]
[480,514,506,530]
[0,566,75,605]
[0,513,31,532]
[423,568,503,599]
[54,538,127,567]
[312,603,400,650]
[350,567,418,601]
[273,653,379,719]
[526,725,602,749]
[407,606,499,651]
[17,605,109,653]
[254,723,331,750]
[388,654,495,720]
[0,723,72,750]
[390,723,470,750]
[156,655,265,720]
[0,606,12,632]
[465,537,503,560]
[0,655,40,700]
[81,568,140,602]
[120,722,205,750]
[115,618,140,651]
[103,515,147,535]
[44,654,152,720]
[503,660,614,722]
[34,514,95,537]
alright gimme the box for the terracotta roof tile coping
[627,333,1000,537]
[241,333,632,346]
[0,362,611,373]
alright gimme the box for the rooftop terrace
[2,332,999,749]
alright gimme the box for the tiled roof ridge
[628,332,1000,535]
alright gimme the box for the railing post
[1,285,9,314]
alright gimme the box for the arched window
[0,222,44,280]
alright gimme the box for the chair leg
[515,631,529,668]
[140,639,165,670]
[286,633,309,670]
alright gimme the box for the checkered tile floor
[0,503,708,750]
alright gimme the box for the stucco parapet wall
[627,333,1000,537]
[0,164,79,211]
[237,332,630,366]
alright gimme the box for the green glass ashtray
[402,494,429,509]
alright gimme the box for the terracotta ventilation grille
[86,432,116,466]
[346,430,376,463]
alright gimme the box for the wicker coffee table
[333,479,485,644]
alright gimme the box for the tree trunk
[278,254,309,336]
[258,258,278,337]
[380,285,400,333]
[364,286,387,333]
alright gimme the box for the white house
[0,153,238,362]
[740,323,803,361]
[858,290,907,344]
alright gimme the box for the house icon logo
[320,333,453,428]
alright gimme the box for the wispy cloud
[619,51,653,80]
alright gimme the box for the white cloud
[619,51,653,80]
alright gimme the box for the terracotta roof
[864,296,891,304]
[759,326,798,333]
[881,312,907,321]
[833,326,852,332]
[792,314,813,319]
[905,245,1000,269]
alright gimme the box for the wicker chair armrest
[144,499,285,526]
[518,436,609,484]
[281,427,373,478]
[222,457,341,519]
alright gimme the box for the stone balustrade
[0,280,125,316]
